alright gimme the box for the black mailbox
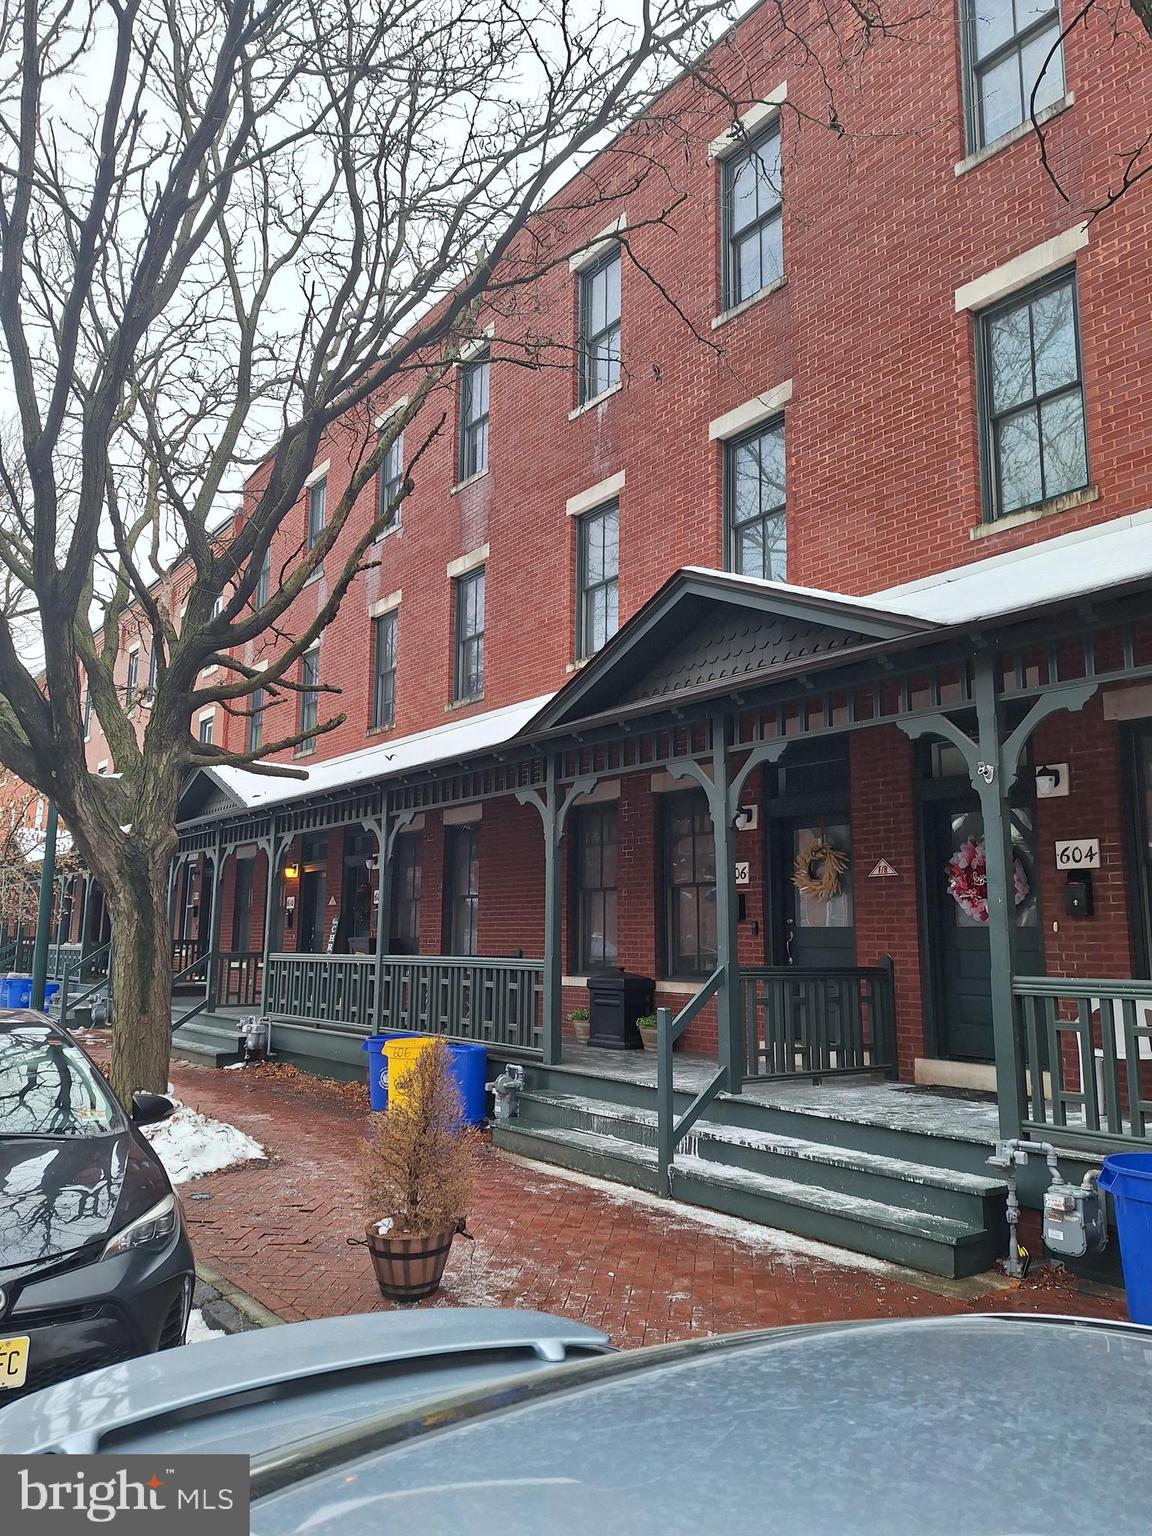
[586,969,654,1051]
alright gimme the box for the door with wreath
[924,802,1042,1062]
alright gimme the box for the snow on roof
[208,691,555,810]
[688,509,1152,631]
[870,507,1152,625]
[19,826,75,865]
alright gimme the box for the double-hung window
[125,649,139,707]
[722,125,782,311]
[577,503,619,658]
[964,0,1066,150]
[371,610,397,729]
[579,247,621,403]
[298,647,319,751]
[458,353,490,482]
[378,429,404,529]
[664,791,717,978]
[574,805,618,971]
[146,644,158,697]
[444,824,479,956]
[82,688,92,739]
[726,419,787,579]
[197,712,214,745]
[247,687,265,753]
[390,833,422,954]
[979,271,1087,520]
[255,548,271,609]
[306,478,327,552]
[453,569,485,702]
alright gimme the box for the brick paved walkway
[162,1058,1124,1345]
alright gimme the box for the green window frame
[247,687,265,753]
[453,568,485,702]
[962,0,1066,151]
[378,429,404,529]
[721,125,782,311]
[458,352,490,482]
[371,610,397,729]
[255,548,271,610]
[306,478,326,551]
[978,270,1088,522]
[579,246,621,403]
[725,418,787,579]
[298,647,319,751]
[663,790,717,979]
[577,503,619,658]
[573,804,618,971]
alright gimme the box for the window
[147,644,158,696]
[390,833,422,955]
[444,824,479,956]
[722,125,782,311]
[306,478,327,552]
[83,689,92,739]
[664,791,717,977]
[247,687,265,753]
[964,0,1065,150]
[726,419,787,579]
[378,430,404,529]
[197,712,214,745]
[979,272,1087,520]
[298,647,319,750]
[453,568,485,701]
[233,858,254,949]
[579,247,621,403]
[577,503,619,657]
[458,352,489,481]
[125,649,139,706]
[256,548,271,610]
[371,610,397,729]
[574,805,618,970]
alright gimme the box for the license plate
[0,1336,29,1391]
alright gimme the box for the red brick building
[52,0,1152,1269]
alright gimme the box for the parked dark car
[0,1008,194,1400]
[1,1311,1149,1533]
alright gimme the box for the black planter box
[586,969,655,1051]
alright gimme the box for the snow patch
[184,1308,227,1344]
[142,1102,266,1184]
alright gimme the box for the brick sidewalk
[162,1058,1124,1345]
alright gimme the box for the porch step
[517,1091,1007,1227]
[169,1014,243,1068]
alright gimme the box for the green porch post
[30,803,58,1010]
[541,756,563,1067]
[369,807,414,1029]
[204,837,225,1013]
[711,712,744,1092]
[257,823,289,1015]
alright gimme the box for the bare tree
[0,0,773,1098]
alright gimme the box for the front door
[924,801,1042,1060]
[775,817,856,969]
[297,868,326,952]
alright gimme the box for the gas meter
[1043,1175,1107,1259]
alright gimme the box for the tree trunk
[106,855,175,1101]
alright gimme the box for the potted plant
[568,1007,590,1046]
[360,1037,479,1303]
[637,1013,659,1051]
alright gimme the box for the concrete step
[517,1092,1008,1229]
[170,1014,243,1067]
[492,1120,997,1278]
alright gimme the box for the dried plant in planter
[360,1037,480,1238]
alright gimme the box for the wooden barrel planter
[364,1223,456,1302]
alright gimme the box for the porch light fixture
[282,861,300,881]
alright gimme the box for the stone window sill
[954,94,1075,177]
[568,382,622,420]
[445,693,485,712]
[711,276,786,331]
[449,468,490,496]
[565,657,591,674]
[970,483,1099,540]
[365,722,395,738]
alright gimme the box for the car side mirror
[131,1091,175,1128]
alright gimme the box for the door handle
[785,916,795,965]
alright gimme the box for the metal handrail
[59,940,113,1024]
[171,949,217,1032]
[656,966,728,1191]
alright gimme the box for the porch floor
[559,1044,1003,1147]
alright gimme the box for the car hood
[0,1128,171,1278]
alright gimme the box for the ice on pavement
[184,1308,227,1344]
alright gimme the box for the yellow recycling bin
[382,1036,436,1110]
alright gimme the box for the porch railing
[170,950,216,1032]
[656,966,728,1192]
[171,938,204,974]
[262,952,544,1052]
[1014,976,1152,1151]
[59,940,112,1025]
[216,951,262,1009]
[742,960,896,1081]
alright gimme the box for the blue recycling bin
[1098,1152,1152,1323]
[361,1033,487,1125]
[1,976,61,1009]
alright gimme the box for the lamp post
[30,802,58,1010]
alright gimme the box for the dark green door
[298,868,326,952]
[925,801,1042,1060]
[776,816,856,970]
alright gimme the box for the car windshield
[0,1026,123,1137]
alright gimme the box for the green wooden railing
[262,952,544,1052]
[741,960,897,1081]
[170,950,216,1032]
[656,966,728,1192]
[216,950,262,1008]
[1014,976,1152,1151]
